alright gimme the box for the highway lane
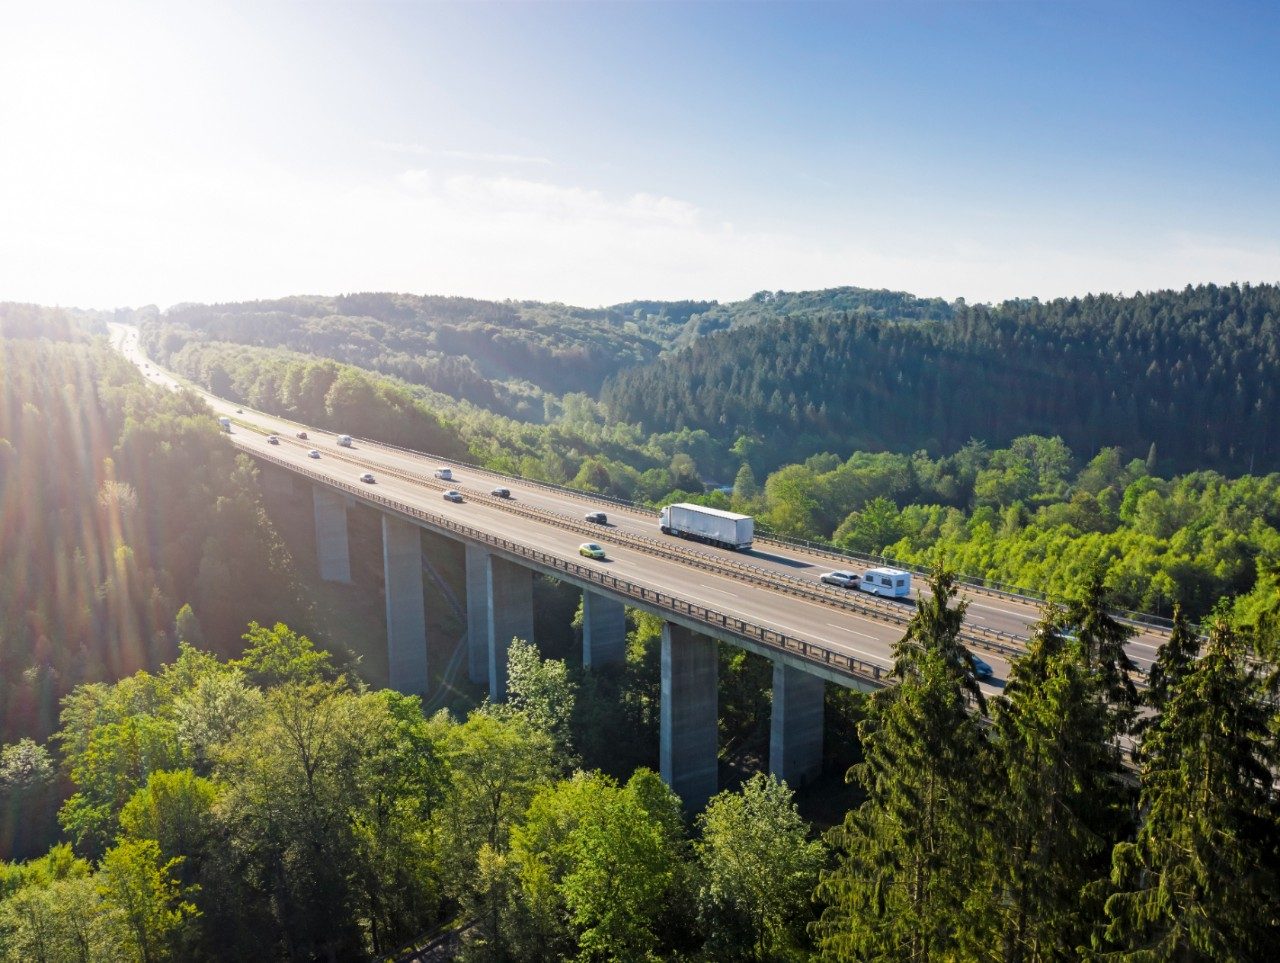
[220,404,1020,690]
[108,324,1157,684]
[106,327,1081,634]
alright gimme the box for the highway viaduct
[110,324,1175,810]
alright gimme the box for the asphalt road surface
[109,324,1170,690]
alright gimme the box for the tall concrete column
[465,545,491,685]
[769,662,825,787]
[312,485,351,583]
[660,623,718,812]
[382,515,429,696]
[486,555,534,702]
[582,590,627,668]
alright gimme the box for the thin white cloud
[0,153,1276,309]
[373,141,552,166]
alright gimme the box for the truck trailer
[660,503,754,551]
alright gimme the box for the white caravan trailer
[859,567,912,598]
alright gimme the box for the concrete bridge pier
[382,515,428,696]
[312,484,351,583]
[582,590,627,668]
[769,662,825,787]
[485,555,535,702]
[660,623,719,812]
[465,544,490,685]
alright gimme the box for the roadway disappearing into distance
[110,324,1172,692]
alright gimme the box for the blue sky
[1,0,1277,307]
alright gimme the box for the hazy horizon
[3,0,1278,310]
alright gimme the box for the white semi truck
[660,503,754,551]
[218,416,231,432]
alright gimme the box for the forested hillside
[604,283,1280,475]
[138,287,958,420]
[0,329,310,747]
[146,294,680,418]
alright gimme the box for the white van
[434,467,454,481]
[336,435,353,447]
[859,567,912,598]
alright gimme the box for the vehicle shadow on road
[741,550,813,569]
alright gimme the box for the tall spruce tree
[814,576,986,961]
[968,622,1128,961]
[1098,612,1280,959]
[896,567,987,711]
[1066,568,1138,732]
[1141,605,1197,728]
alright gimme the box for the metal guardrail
[341,437,1181,638]
[243,425,1032,663]
[152,339,1176,644]
[246,447,895,687]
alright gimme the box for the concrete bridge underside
[311,491,832,809]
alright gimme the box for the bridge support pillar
[582,591,627,668]
[769,662,825,787]
[661,623,718,812]
[383,515,428,696]
[312,485,351,583]
[486,556,534,702]
[465,545,490,685]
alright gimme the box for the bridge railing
[139,346,1180,638]
[251,449,893,688]
[342,435,1183,636]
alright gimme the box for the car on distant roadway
[296,431,308,440]
[308,449,321,458]
[443,490,464,503]
[820,570,861,588]
[490,487,511,498]
[360,473,376,484]
[267,435,279,445]
[236,408,243,413]
[584,511,608,525]
[970,654,994,680]
[579,542,606,559]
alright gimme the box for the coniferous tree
[1098,612,1280,959]
[969,625,1127,961]
[896,567,986,710]
[814,585,987,961]
[1066,568,1138,732]
[1142,604,1197,728]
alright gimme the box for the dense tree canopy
[605,283,1280,476]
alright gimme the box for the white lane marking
[825,621,878,640]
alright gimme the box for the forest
[147,294,686,419]
[3,574,1277,960]
[3,289,1280,959]
[139,287,960,423]
[604,283,1280,476]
